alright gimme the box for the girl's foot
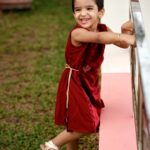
[40,140,59,150]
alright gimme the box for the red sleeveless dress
[55,24,107,133]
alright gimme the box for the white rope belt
[65,64,79,109]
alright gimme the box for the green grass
[0,0,98,149]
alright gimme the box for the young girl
[41,0,135,149]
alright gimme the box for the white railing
[130,0,150,150]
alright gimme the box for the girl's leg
[41,130,88,150]
[66,139,79,150]
[52,129,83,147]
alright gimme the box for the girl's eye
[74,8,81,12]
[87,7,93,10]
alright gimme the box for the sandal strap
[45,141,59,150]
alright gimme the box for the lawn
[0,0,98,149]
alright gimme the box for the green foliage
[0,0,98,149]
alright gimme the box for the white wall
[102,0,131,73]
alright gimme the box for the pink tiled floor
[99,73,137,150]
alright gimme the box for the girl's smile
[80,17,91,25]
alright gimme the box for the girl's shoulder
[66,24,88,49]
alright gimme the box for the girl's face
[73,0,104,31]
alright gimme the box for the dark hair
[72,0,104,12]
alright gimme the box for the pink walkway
[99,73,137,150]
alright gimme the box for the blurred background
[0,0,100,149]
[4,0,149,150]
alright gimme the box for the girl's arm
[71,28,135,48]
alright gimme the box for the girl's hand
[121,20,134,35]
